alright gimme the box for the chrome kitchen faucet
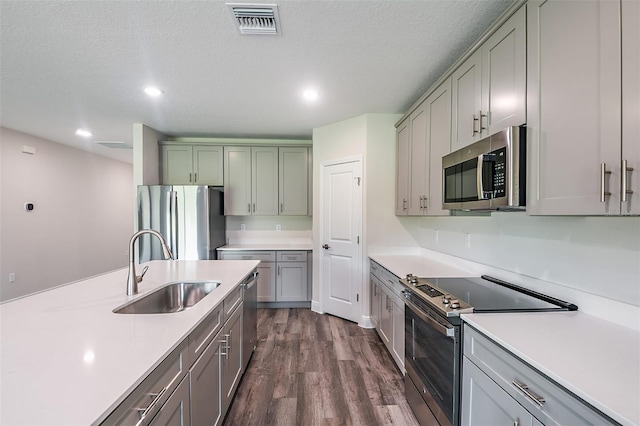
[126,229,174,296]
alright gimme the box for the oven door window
[405,305,456,424]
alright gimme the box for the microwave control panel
[492,147,507,198]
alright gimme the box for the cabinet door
[451,50,483,152]
[252,147,279,215]
[224,146,252,215]
[408,104,429,216]
[189,336,222,426]
[391,294,404,371]
[527,0,622,215]
[148,374,191,426]
[461,357,536,426]
[257,261,276,302]
[370,275,380,328]
[482,6,526,135]
[379,289,392,348]
[193,146,224,186]
[276,261,308,301]
[279,147,309,215]
[426,78,452,216]
[395,118,411,215]
[221,305,243,414]
[162,145,193,184]
[622,0,640,215]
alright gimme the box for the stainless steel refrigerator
[137,185,226,261]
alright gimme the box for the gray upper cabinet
[395,118,411,215]
[279,147,309,216]
[252,147,279,216]
[527,0,639,215]
[224,146,310,216]
[451,50,483,152]
[161,145,223,185]
[396,78,452,217]
[451,6,526,152]
[224,146,253,215]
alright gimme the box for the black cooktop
[423,275,578,312]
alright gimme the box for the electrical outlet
[464,233,471,248]
[240,223,246,231]
[8,273,16,283]
[276,224,281,231]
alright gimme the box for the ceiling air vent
[227,3,280,35]
[95,141,132,149]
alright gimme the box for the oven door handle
[477,154,485,200]
[403,294,455,338]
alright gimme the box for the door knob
[322,244,330,250]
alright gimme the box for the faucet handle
[137,265,149,283]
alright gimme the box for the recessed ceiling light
[144,86,163,97]
[303,89,319,102]
[75,129,93,138]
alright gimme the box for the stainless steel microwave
[442,126,526,211]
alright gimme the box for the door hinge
[357,293,359,302]
[355,177,361,186]
[357,236,360,244]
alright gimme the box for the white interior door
[321,159,362,323]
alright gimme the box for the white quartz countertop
[462,312,640,425]
[218,242,313,251]
[0,259,259,425]
[368,253,477,278]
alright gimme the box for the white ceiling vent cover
[227,3,280,35]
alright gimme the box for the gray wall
[0,127,134,301]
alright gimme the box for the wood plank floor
[224,308,420,425]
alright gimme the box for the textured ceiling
[0,0,514,163]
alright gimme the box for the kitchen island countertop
[0,259,259,425]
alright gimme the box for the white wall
[404,213,640,307]
[312,113,414,320]
[0,127,134,301]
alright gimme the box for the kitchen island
[0,259,259,425]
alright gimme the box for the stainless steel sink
[113,281,221,314]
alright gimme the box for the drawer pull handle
[135,387,167,419]
[512,380,545,407]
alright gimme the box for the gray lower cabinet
[219,250,310,303]
[149,375,191,426]
[221,303,243,411]
[462,325,616,425]
[369,260,404,372]
[189,332,222,426]
[462,357,541,426]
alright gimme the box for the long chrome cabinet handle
[135,386,168,420]
[402,199,407,211]
[622,159,634,202]
[472,114,480,136]
[512,380,545,407]
[248,203,251,213]
[600,163,612,203]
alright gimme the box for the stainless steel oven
[400,274,577,426]
[404,292,460,426]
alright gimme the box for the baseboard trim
[311,300,322,314]
[359,315,375,329]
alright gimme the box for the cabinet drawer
[218,251,276,261]
[187,304,223,367]
[463,325,615,425]
[101,341,188,425]
[223,285,243,321]
[370,260,382,279]
[380,268,403,295]
[276,251,307,262]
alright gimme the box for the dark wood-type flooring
[224,308,420,425]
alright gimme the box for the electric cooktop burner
[400,274,578,318]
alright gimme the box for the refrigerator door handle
[171,190,179,259]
